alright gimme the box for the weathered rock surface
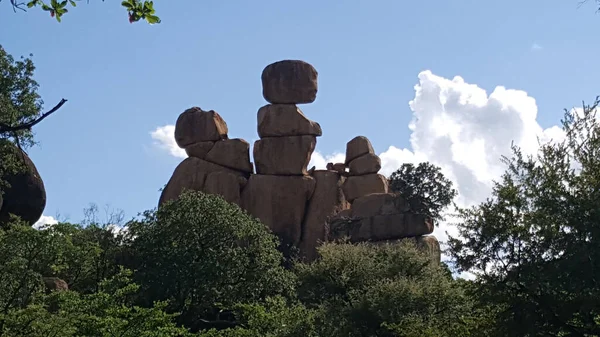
[253,135,316,175]
[345,136,375,164]
[300,170,349,261]
[175,107,228,147]
[42,277,69,292]
[158,157,246,206]
[203,171,247,206]
[329,212,433,242]
[241,175,316,247]
[348,153,381,176]
[205,139,253,173]
[415,235,441,264]
[257,104,322,138]
[0,143,46,227]
[351,193,407,218]
[326,162,347,176]
[185,141,215,159]
[341,174,389,202]
[261,60,318,104]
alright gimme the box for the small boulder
[257,104,322,138]
[348,153,381,175]
[253,135,316,175]
[261,60,318,104]
[205,138,253,173]
[185,141,215,159]
[341,174,389,202]
[326,162,347,176]
[345,136,375,165]
[42,277,69,292]
[174,107,228,147]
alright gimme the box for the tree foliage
[6,0,160,24]
[388,162,457,221]
[448,97,600,336]
[0,45,66,192]
[124,190,296,332]
[292,241,489,337]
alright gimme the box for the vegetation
[6,0,160,24]
[448,98,600,335]
[388,162,457,221]
[3,21,600,336]
[0,45,66,190]
[0,189,484,336]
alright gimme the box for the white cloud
[150,125,187,159]
[311,70,566,277]
[33,215,58,230]
[398,70,562,241]
[308,151,345,170]
[531,43,543,51]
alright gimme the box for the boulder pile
[159,107,253,206]
[159,59,440,263]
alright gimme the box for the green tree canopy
[293,241,489,337]
[448,97,600,336]
[125,190,296,332]
[388,162,457,221]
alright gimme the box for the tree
[0,45,67,191]
[292,240,490,337]
[448,97,600,335]
[388,162,457,221]
[6,0,160,24]
[0,217,191,336]
[124,190,296,332]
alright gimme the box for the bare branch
[0,98,67,133]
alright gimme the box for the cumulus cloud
[150,125,187,159]
[309,70,565,272]
[33,215,58,229]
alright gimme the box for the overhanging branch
[0,98,67,133]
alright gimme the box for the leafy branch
[0,99,67,134]
[5,0,160,24]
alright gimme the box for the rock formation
[42,277,69,292]
[0,142,46,227]
[159,59,440,263]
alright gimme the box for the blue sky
[1,0,600,227]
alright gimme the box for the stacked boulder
[159,107,253,207]
[157,59,440,263]
[242,60,339,255]
[328,193,440,263]
[341,136,388,203]
[329,151,440,263]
